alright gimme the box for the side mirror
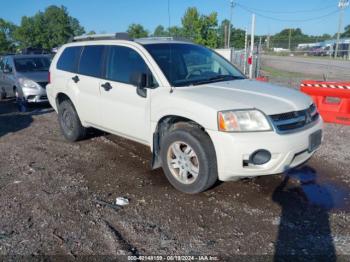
[131,73,148,98]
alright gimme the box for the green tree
[168,26,184,37]
[127,24,148,38]
[181,7,218,48]
[153,25,168,37]
[199,12,218,48]
[14,5,85,50]
[271,28,311,49]
[0,18,17,54]
[218,19,245,49]
[269,28,333,50]
[182,7,201,40]
[341,24,350,37]
[69,17,85,36]
[87,30,96,35]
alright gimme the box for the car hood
[17,71,49,83]
[174,79,312,115]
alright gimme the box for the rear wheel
[0,91,6,100]
[160,123,218,194]
[58,99,87,142]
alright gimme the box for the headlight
[218,110,272,132]
[18,78,39,89]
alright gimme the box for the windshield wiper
[192,75,244,86]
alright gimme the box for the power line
[237,4,340,23]
[236,3,335,14]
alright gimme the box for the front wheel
[160,123,218,194]
[14,88,27,112]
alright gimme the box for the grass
[261,65,320,79]
[264,52,350,62]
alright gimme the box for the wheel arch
[151,114,212,169]
[55,92,72,107]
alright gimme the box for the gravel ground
[0,99,350,260]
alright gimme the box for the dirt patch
[0,99,349,258]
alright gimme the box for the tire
[14,88,28,112]
[160,123,218,194]
[58,99,87,142]
[0,92,6,100]
[14,88,21,102]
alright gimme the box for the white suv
[47,34,323,194]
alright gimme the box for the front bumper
[207,118,323,181]
[23,88,48,103]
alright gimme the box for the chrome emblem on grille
[305,111,312,124]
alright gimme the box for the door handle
[101,82,112,91]
[72,75,80,83]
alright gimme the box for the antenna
[168,0,171,36]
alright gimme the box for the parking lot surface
[0,99,350,258]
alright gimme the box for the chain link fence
[219,38,350,90]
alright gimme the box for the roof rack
[70,32,133,42]
[135,36,193,43]
[69,33,193,44]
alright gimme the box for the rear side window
[57,46,82,73]
[0,58,4,70]
[78,45,105,78]
[105,46,149,84]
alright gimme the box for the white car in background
[46,34,323,194]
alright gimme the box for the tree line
[1,5,350,54]
[0,5,86,54]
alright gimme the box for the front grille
[270,104,319,133]
[37,82,48,89]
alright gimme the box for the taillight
[48,71,51,84]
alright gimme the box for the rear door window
[57,46,82,73]
[105,46,149,84]
[78,45,105,78]
[4,58,13,72]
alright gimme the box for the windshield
[144,43,245,87]
[14,57,51,72]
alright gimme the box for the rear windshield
[14,57,51,72]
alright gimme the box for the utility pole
[256,37,262,78]
[335,0,349,58]
[243,28,248,75]
[249,14,256,79]
[224,24,228,48]
[288,28,292,50]
[228,0,235,49]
